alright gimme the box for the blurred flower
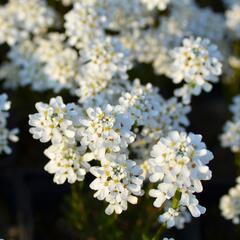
[170,37,222,104]
[221,95,240,153]
[220,177,240,224]
[0,94,19,155]
[0,0,57,45]
[226,4,240,38]
[90,153,143,215]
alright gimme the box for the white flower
[220,95,240,153]
[170,37,223,104]
[75,38,131,101]
[173,206,191,229]
[0,94,19,155]
[0,62,20,89]
[43,47,79,91]
[159,208,179,228]
[119,80,163,128]
[44,143,91,184]
[118,81,190,177]
[229,56,240,69]
[89,153,144,215]
[6,34,80,93]
[78,104,135,157]
[220,177,240,224]
[226,4,240,39]
[161,97,191,131]
[221,121,240,153]
[152,5,225,79]
[64,1,105,49]
[160,203,191,229]
[0,0,57,45]
[149,131,213,224]
[29,97,75,144]
[119,29,160,64]
[140,0,170,11]
[93,0,153,32]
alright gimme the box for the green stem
[172,190,182,210]
[151,223,167,240]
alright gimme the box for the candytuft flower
[149,131,213,226]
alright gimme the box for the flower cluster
[90,153,143,215]
[220,95,240,153]
[121,2,225,76]
[0,0,226,106]
[29,76,194,215]
[0,94,19,155]
[220,177,240,224]
[28,95,143,214]
[149,131,213,228]
[3,34,79,92]
[0,0,57,46]
[226,3,240,39]
[170,37,223,104]
[219,95,240,224]
[0,0,219,232]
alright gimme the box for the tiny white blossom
[170,37,222,104]
[44,143,90,184]
[221,121,240,153]
[29,97,75,144]
[149,131,213,224]
[78,104,135,157]
[90,153,144,215]
[76,38,131,102]
[159,208,179,228]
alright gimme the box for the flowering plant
[0,0,240,239]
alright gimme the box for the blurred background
[0,0,240,239]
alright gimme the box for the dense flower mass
[220,177,240,224]
[0,94,18,155]
[220,95,240,153]
[0,0,225,104]
[28,81,192,203]
[18,0,218,229]
[1,0,236,235]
